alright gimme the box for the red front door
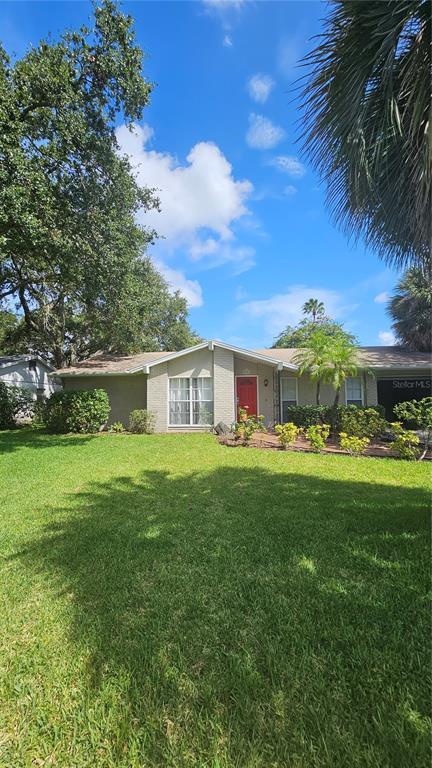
[236,376,258,420]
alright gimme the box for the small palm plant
[294,328,333,405]
[321,335,360,408]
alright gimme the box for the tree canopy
[272,300,356,349]
[0,0,198,366]
[301,0,430,268]
[387,266,432,352]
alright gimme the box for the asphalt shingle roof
[55,345,431,376]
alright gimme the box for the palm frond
[300,0,431,268]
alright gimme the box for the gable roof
[55,340,297,377]
[54,341,431,377]
[54,350,169,376]
[0,355,55,372]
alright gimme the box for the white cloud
[277,36,301,80]
[153,259,203,308]
[246,113,285,150]
[189,238,255,274]
[117,123,252,245]
[116,123,256,304]
[238,286,347,336]
[202,0,245,8]
[270,155,306,177]
[378,330,396,346]
[247,74,275,104]
[374,291,389,304]
[284,185,297,196]
[223,33,233,47]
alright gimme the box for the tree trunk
[329,387,341,434]
[316,380,321,405]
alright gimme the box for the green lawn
[0,430,430,768]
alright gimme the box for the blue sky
[1,0,399,348]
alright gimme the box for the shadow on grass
[0,427,96,453]
[15,466,431,767]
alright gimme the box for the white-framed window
[169,377,213,426]
[281,377,298,422]
[346,376,363,406]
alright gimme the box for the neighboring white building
[0,356,61,399]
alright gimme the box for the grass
[0,429,430,768]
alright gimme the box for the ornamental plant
[44,390,110,433]
[390,422,421,461]
[232,409,265,446]
[339,406,387,440]
[275,422,302,450]
[129,409,156,434]
[0,382,34,429]
[305,423,330,452]
[339,432,370,456]
[109,421,125,433]
[394,397,432,459]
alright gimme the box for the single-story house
[0,355,61,399]
[53,340,431,429]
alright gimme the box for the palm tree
[301,1,430,268]
[302,298,325,323]
[320,335,360,408]
[387,266,432,351]
[294,329,333,405]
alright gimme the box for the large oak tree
[0,0,198,366]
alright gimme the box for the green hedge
[282,404,385,430]
[0,382,34,429]
[44,389,111,433]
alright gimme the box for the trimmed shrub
[44,389,110,433]
[275,422,301,450]
[339,406,387,440]
[283,404,385,431]
[305,423,330,452]
[129,409,156,434]
[339,432,370,456]
[282,405,330,428]
[390,422,421,460]
[0,382,34,429]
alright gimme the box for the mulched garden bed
[218,430,432,460]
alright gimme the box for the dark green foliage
[394,397,432,430]
[339,406,387,440]
[283,403,385,430]
[0,311,19,354]
[272,319,355,349]
[301,0,430,267]
[394,397,432,458]
[129,409,155,434]
[273,300,357,349]
[388,267,432,351]
[282,404,332,428]
[0,1,198,365]
[44,389,110,433]
[0,381,33,428]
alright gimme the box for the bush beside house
[0,382,34,429]
[43,390,110,433]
